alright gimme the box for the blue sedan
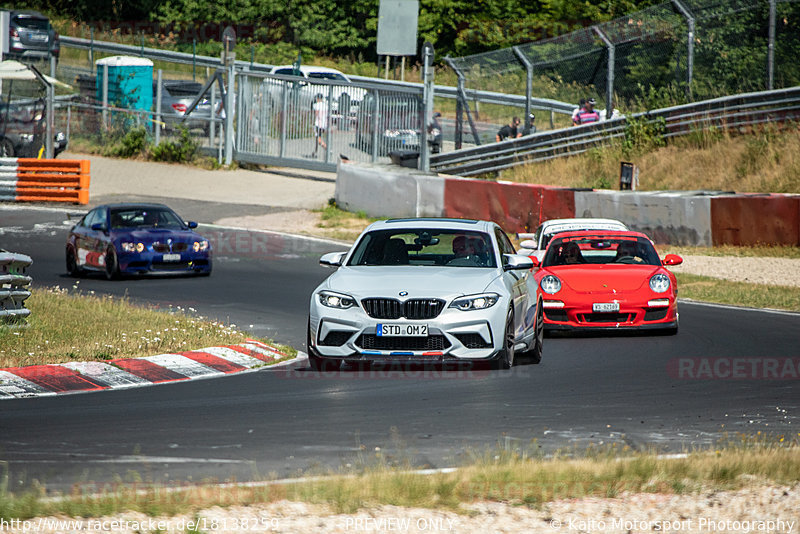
[66,203,212,279]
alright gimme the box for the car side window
[83,209,102,229]
[494,228,516,265]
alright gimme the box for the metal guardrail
[430,86,800,176]
[0,252,33,324]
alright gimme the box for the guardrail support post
[593,27,615,117]
[512,46,535,135]
[768,0,776,90]
[671,0,695,101]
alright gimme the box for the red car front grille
[579,312,633,323]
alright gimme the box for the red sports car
[531,230,682,334]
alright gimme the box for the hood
[547,264,661,293]
[113,228,202,242]
[323,266,501,300]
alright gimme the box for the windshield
[543,236,661,267]
[347,229,496,268]
[109,207,186,230]
[307,72,347,81]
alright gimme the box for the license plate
[163,253,181,262]
[593,302,620,312]
[377,324,428,337]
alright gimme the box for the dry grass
[501,126,800,193]
[676,273,800,311]
[0,286,294,369]
[2,438,798,519]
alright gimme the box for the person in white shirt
[312,93,328,156]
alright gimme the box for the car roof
[362,218,494,233]
[96,203,173,211]
[549,230,650,241]
[541,218,628,232]
[270,65,350,77]
[9,10,48,19]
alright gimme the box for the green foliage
[622,117,666,155]
[103,126,148,158]
[149,128,198,162]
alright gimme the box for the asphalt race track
[1,206,798,493]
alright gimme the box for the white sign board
[376,0,419,56]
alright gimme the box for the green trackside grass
[311,202,382,242]
[0,285,295,369]
[660,245,800,259]
[676,273,800,312]
[1,437,798,520]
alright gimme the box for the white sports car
[307,218,544,370]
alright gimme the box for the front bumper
[309,302,506,363]
[119,251,212,275]
[542,297,678,331]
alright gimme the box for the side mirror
[90,223,107,232]
[529,256,540,269]
[186,221,198,229]
[503,254,534,271]
[320,251,346,267]
[519,239,537,250]
[663,254,683,266]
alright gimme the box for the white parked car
[308,218,544,371]
[518,218,628,261]
[266,65,363,118]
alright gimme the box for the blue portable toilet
[95,56,153,113]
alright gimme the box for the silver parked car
[308,218,544,371]
[155,80,214,133]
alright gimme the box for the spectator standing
[496,116,522,142]
[571,98,586,126]
[575,98,600,125]
[312,93,328,157]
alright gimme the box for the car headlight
[540,275,562,294]
[318,290,357,309]
[449,293,499,311]
[193,240,209,252]
[650,273,671,293]
[121,242,145,253]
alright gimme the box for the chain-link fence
[447,0,800,118]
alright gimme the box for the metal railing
[430,86,800,176]
[0,252,32,324]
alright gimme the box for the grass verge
[0,286,295,369]
[1,437,798,520]
[676,273,800,312]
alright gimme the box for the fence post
[102,63,109,131]
[420,42,435,172]
[671,0,695,101]
[225,60,235,165]
[593,27,615,117]
[768,0,776,90]
[513,46,534,135]
[155,69,162,146]
[445,57,481,148]
[370,91,380,163]
[279,82,288,159]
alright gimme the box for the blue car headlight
[449,293,499,311]
[318,290,357,309]
[193,240,209,252]
[121,242,145,253]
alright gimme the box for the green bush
[149,128,198,163]
[103,127,148,158]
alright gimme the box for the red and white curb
[0,340,300,400]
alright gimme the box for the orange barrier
[443,178,576,233]
[710,194,800,246]
[7,159,90,205]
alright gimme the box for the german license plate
[163,253,181,262]
[593,302,620,312]
[377,324,428,337]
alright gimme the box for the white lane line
[0,370,56,399]
[679,298,800,317]
[60,361,150,388]
[142,354,224,378]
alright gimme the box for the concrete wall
[335,162,444,218]
[575,190,713,246]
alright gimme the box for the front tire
[492,311,516,370]
[66,247,82,277]
[104,246,120,280]
[520,301,544,364]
